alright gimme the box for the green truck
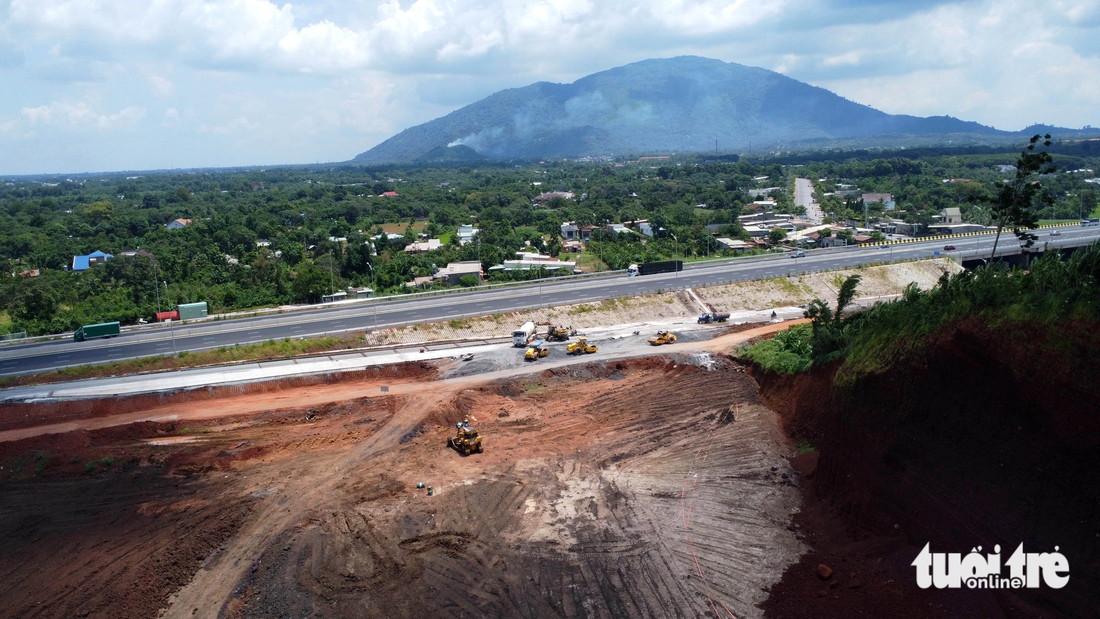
[74,321,121,342]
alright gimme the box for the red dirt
[0,361,435,433]
[756,318,1100,619]
[0,355,807,618]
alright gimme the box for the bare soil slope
[757,319,1100,619]
[0,356,805,619]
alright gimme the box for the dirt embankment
[0,355,806,619]
[0,362,435,433]
[755,319,1100,619]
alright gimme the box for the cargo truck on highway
[626,260,683,277]
[74,321,120,342]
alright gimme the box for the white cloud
[21,101,147,129]
[150,75,174,96]
[162,107,181,125]
[0,0,1097,173]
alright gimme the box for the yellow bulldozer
[524,344,549,361]
[648,331,677,346]
[566,336,598,355]
[448,419,483,456]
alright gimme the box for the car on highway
[943,245,956,251]
[1051,230,1062,237]
[790,250,806,258]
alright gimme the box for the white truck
[512,321,536,347]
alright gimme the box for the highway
[1,224,1097,377]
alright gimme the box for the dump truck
[524,342,549,361]
[648,331,677,346]
[566,336,598,355]
[697,312,730,324]
[73,321,121,342]
[448,420,483,455]
[513,321,536,347]
[545,325,573,341]
[626,260,683,277]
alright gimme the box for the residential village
[4,153,1097,337]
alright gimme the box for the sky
[1,0,1098,175]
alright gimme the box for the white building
[457,224,479,245]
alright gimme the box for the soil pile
[758,318,1100,618]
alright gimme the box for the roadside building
[118,249,156,261]
[532,191,575,204]
[403,239,443,253]
[404,277,433,289]
[435,261,483,286]
[72,250,112,271]
[862,193,896,210]
[457,225,479,245]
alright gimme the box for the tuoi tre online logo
[912,543,1069,590]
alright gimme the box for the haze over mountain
[353,56,1087,163]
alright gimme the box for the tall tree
[984,134,1055,261]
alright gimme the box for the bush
[742,324,814,374]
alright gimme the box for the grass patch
[448,318,471,330]
[0,332,366,389]
[85,456,118,473]
[741,324,814,374]
[33,451,52,475]
[796,440,817,455]
[575,251,608,273]
[772,277,804,296]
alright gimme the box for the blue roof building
[72,250,112,271]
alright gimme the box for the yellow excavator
[566,336,598,355]
[648,331,677,346]
[448,418,483,455]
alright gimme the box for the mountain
[352,56,1084,163]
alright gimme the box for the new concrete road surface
[1,223,1097,378]
[794,177,824,224]
[0,306,805,409]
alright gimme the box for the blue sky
[1,0,1098,174]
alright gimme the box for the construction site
[6,260,1076,619]
[0,322,805,619]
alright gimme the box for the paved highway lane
[2,225,1098,377]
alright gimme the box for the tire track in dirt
[161,386,465,618]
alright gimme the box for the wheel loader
[448,420,483,456]
[524,344,549,361]
[546,325,573,342]
[648,331,677,346]
[566,336,598,355]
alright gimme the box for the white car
[790,251,806,258]
[1051,230,1062,237]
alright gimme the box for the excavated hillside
[757,318,1100,619]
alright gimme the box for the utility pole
[153,260,161,313]
[365,263,377,330]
